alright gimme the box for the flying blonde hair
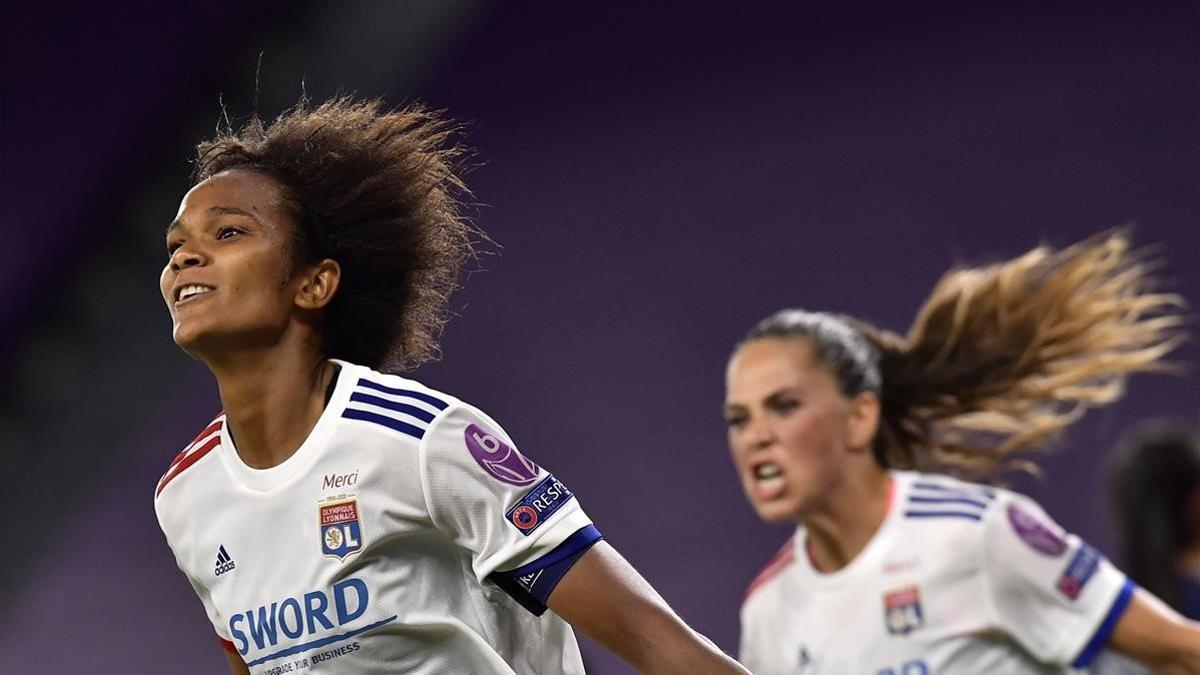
[741,230,1187,479]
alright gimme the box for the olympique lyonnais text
[320,503,358,525]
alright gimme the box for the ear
[846,391,881,451]
[294,258,341,311]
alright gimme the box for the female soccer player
[153,97,747,674]
[724,232,1200,674]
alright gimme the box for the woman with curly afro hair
[152,96,747,675]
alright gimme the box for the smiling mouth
[175,284,215,305]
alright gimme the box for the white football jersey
[740,471,1134,675]
[154,360,602,674]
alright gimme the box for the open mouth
[175,284,215,305]
[751,462,787,498]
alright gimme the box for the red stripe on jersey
[164,418,224,472]
[156,435,222,497]
[217,634,237,653]
[743,538,796,604]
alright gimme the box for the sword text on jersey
[228,577,370,657]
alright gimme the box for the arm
[224,650,251,675]
[1109,587,1200,675]
[547,541,749,675]
[418,407,746,672]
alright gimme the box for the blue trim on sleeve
[907,495,991,510]
[911,481,996,500]
[341,408,426,439]
[1071,578,1136,668]
[903,510,983,521]
[355,378,448,410]
[349,391,437,423]
[488,525,603,616]
[506,524,602,577]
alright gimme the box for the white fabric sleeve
[981,492,1134,667]
[418,403,595,581]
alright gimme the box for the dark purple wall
[2,4,1196,673]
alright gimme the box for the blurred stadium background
[1,3,1196,673]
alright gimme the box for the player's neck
[206,338,337,470]
[803,466,892,574]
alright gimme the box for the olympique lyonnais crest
[883,585,925,635]
[319,498,364,561]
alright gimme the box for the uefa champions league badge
[1007,503,1068,557]
[883,585,925,635]
[319,496,364,561]
[464,423,540,486]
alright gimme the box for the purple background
[2,3,1197,673]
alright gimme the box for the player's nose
[742,415,776,451]
[169,242,208,272]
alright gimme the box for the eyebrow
[764,388,796,403]
[165,205,262,236]
[725,386,797,411]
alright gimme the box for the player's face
[725,338,860,523]
[160,169,305,357]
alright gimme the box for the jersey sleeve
[981,492,1135,668]
[419,403,602,615]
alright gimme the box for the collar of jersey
[794,470,912,587]
[215,359,357,493]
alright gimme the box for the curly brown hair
[192,96,479,371]
[740,231,1187,479]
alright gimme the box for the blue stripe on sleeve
[907,495,990,510]
[903,510,983,521]
[355,378,448,410]
[489,525,604,616]
[1071,578,1135,668]
[342,408,426,440]
[912,481,996,500]
[348,391,437,423]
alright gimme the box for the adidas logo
[214,545,236,576]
